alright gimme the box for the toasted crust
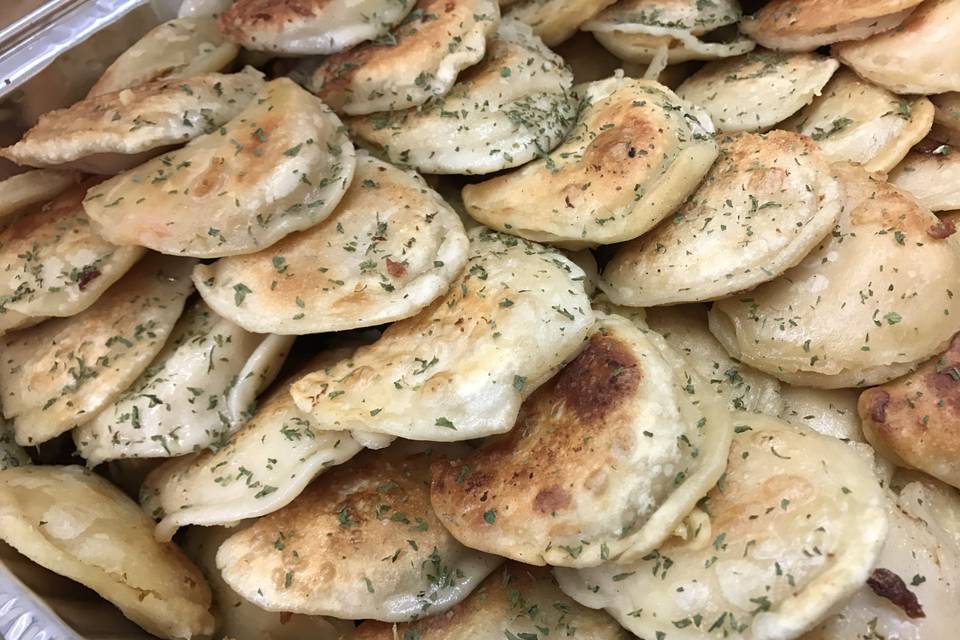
[0,466,213,640]
[1,68,264,173]
[83,78,354,258]
[676,50,838,133]
[308,0,499,114]
[141,349,365,542]
[348,18,577,175]
[219,0,415,55]
[834,0,960,95]
[506,0,615,46]
[0,182,145,319]
[215,445,501,621]
[430,313,733,567]
[73,300,293,465]
[353,563,630,639]
[462,77,718,248]
[740,0,923,52]
[0,254,195,446]
[556,413,889,640]
[859,334,960,489]
[782,68,935,173]
[890,147,960,212]
[88,18,238,96]
[601,131,842,305]
[290,228,594,442]
[709,164,960,388]
[193,153,468,334]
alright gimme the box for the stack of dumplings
[2,1,960,639]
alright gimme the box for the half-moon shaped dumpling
[646,304,783,414]
[353,563,630,639]
[83,78,355,258]
[834,0,960,95]
[88,18,239,96]
[219,0,416,55]
[859,334,960,490]
[181,525,355,640]
[140,348,365,542]
[781,68,934,173]
[0,254,195,446]
[349,18,577,175]
[799,472,960,640]
[675,50,838,132]
[215,444,503,621]
[555,412,889,640]
[193,153,468,334]
[0,182,146,318]
[709,164,960,389]
[1,68,265,175]
[582,0,755,64]
[740,0,924,52]
[505,0,615,46]
[0,418,30,471]
[461,77,718,248]
[430,312,733,567]
[600,131,843,305]
[305,0,500,115]
[889,146,960,212]
[0,169,76,222]
[0,465,213,640]
[73,300,293,466]
[290,227,594,442]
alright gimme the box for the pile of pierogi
[1,0,960,638]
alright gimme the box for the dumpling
[781,68,934,173]
[0,254,195,446]
[799,472,960,640]
[834,0,960,95]
[73,300,293,466]
[645,305,784,414]
[600,131,843,305]
[605,131,842,303]
[461,77,718,248]
[505,0,615,46]
[193,153,468,334]
[0,418,30,471]
[0,182,146,318]
[555,412,889,640]
[215,444,503,621]
[889,146,960,212]
[83,78,355,258]
[859,334,960,490]
[1,68,265,174]
[290,228,594,442]
[219,0,416,55]
[305,0,500,115]
[709,164,960,388]
[0,465,213,640]
[675,50,838,133]
[140,348,365,542]
[87,18,239,96]
[349,18,577,175]
[0,309,45,338]
[582,0,755,64]
[0,169,76,222]
[353,563,630,639]
[740,0,924,52]
[181,525,355,640]
[430,312,733,567]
